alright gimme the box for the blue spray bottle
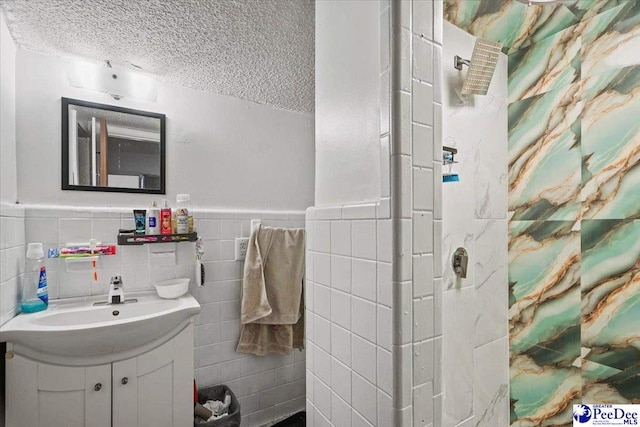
[22,243,48,313]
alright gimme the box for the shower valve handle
[452,247,468,279]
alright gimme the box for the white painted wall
[1,13,25,330]
[14,50,315,211]
[441,21,509,427]
[1,10,17,204]
[315,0,381,206]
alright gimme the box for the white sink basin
[0,291,200,364]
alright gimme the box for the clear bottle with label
[147,201,160,235]
[176,194,194,233]
[22,243,48,313]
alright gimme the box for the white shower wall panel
[440,21,509,427]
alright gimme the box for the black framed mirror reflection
[61,97,166,194]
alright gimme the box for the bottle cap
[151,201,158,208]
[26,243,44,259]
[176,194,191,203]
[161,199,169,208]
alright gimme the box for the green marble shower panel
[582,359,638,405]
[444,0,578,53]
[445,0,640,424]
[508,86,582,221]
[508,26,581,103]
[581,65,640,220]
[508,220,580,425]
[565,0,628,21]
[510,358,580,426]
[580,2,640,79]
[581,219,640,404]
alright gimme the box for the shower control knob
[94,383,102,391]
[121,377,129,385]
[452,247,469,279]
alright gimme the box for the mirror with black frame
[61,98,166,194]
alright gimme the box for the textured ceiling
[1,0,315,113]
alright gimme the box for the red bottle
[160,199,172,235]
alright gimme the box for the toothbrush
[89,237,98,282]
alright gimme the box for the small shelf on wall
[117,232,198,246]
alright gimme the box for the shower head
[454,38,503,95]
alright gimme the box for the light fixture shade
[67,60,157,102]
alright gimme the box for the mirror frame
[61,97,166,194]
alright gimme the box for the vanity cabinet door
[5,353,111,427]
[112,324,193,427]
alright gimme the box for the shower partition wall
[389,0,445,425]
[306,1,395,425]
[309,0,447,425]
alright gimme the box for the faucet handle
[108,276,125,304]
[452,247,468,279]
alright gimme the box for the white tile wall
[15,205,306,426]
[331,289,351,329]
[0,203,25,326]
[306,1,394,423]
[351,220,377,260]
[306,203,393,426]
[332,392,352,425]
[413,124,434,167]
[331,255,351,293]
[352,371,378,425]
[412,36,434,84]
[392,0,444,425]
[439,19,509,427]
[331,323,352,367]
[411,81,434,126]
[315,283,332,320]
[331,221,352,256]
[352,259,377,302]
[351,334,377,384]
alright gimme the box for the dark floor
[271,411,305,427]
[1,342,4,427]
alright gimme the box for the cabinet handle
[94,383,102,391]
[121,377,129,385]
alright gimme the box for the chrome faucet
[93,276,137,306]
[108,276,125,304]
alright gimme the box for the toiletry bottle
[134,210,146,234]
[160,199,173,235]
[147,201,160,235]
[176,194,191,234]
[22,243,48,313]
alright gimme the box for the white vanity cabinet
[111,323,193,427]
[5,324,194,427]
[5,356,111,427]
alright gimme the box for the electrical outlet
[235,238,249,260]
